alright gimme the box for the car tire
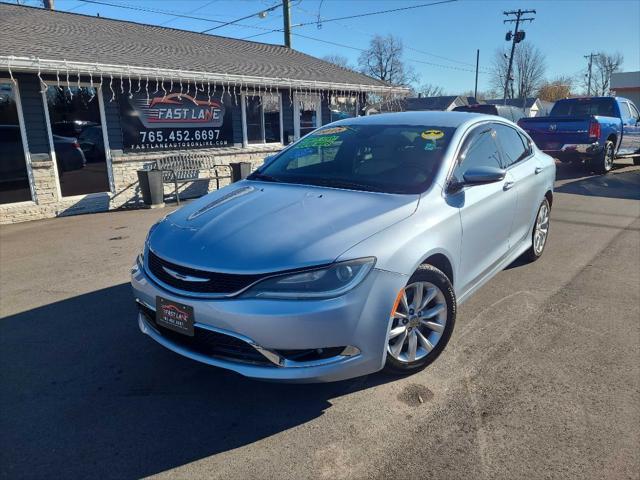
[633,156,640,166]
[589,140,614,174]
[383,264,456,376]
[523,197,551,262]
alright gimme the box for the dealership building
[0,3,406,223]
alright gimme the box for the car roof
[331,111,494,128]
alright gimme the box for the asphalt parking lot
[1,160,639,480]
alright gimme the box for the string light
[37,58,47,94]
[109,73,115,102]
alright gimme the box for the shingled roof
[0,3,393,91]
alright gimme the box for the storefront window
[46,86,110,197]
[0,82,32,204]
[244,94,281,145]
[295,93,321,139]
[330,95,358,122]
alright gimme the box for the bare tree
[416,83,444,97]
[322,54,353,71]
[591,52,624,96]
[491,43,546,101]
[357,34,417,87]
[537,76,573,102]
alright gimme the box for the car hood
[149,180,419,273]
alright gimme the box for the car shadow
[555,166,640,200]
[0,283,392,479]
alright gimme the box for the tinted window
[550,98,617,117]
[0,82,31,204]
[453,105,498,115]
[46,86,110,197]
[252,124,456,194]
[494,124,528,166]
[453,128,501,180]
[619,102,632,119]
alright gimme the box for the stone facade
[0,144,281,225]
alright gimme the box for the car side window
[453,128,502,181]
[629,102,640,120]
[518,131,533,156]
[619,102,632,120]
[493,124,528,167]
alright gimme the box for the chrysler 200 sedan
[131,112,555,382]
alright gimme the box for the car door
[449,125,517,292]
[620,101,640,154]
[493,123,542,248]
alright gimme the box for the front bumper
[131,260,407,382]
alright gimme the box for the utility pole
[283,0,291,48]
[584,52,598,96]
[502,9,536,104]
[474,49,480,102]
[43,0,54,9]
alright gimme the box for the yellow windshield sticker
[317,126,348,135]
[421,130,445,140]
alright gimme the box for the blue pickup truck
[518,96,640,174]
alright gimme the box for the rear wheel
[589,140,614,174]
[523,197,551,262]
[633,156,640,166]
[384,265,456,375]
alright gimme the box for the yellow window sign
[420,130,445,140]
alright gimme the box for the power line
[292,0,458,28]
[289,31,488,75]
[243,0,457,39]
[159,0,220,27]
[293,2,489,72]
[75,0,274,32]
[201,2,282,33]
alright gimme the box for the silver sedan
[131,111,556,382]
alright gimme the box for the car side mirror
[462,166,506,185]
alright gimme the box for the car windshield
[249,124,455,194]
[550,98,616,117]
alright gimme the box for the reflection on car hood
[149,180,419,273]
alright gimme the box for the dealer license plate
[156,296,195,336]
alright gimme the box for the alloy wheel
[387,281,447,363]
[533,201,550,255]
[604,143,614,170]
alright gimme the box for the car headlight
[241,257,376,299]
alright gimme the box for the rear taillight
[588,121,600,140]
[72,141,81,149]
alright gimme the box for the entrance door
[0,80,33,204]
[45,85,111,197]
[293,92,321,140]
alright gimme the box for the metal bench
[155,154,232,205]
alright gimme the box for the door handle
[535,167,543,174]
[503,181,515,191]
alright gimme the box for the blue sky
[15,0,640,94]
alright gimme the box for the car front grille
[139,303,274,366]
[147,250,265,295]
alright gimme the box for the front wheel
[384,265,456,375]
[589,140,614,174]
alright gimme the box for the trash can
[230,162,252,183]
[137,169,165,208]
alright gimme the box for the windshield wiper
[313,179,386,192]
[248,172,282,183]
